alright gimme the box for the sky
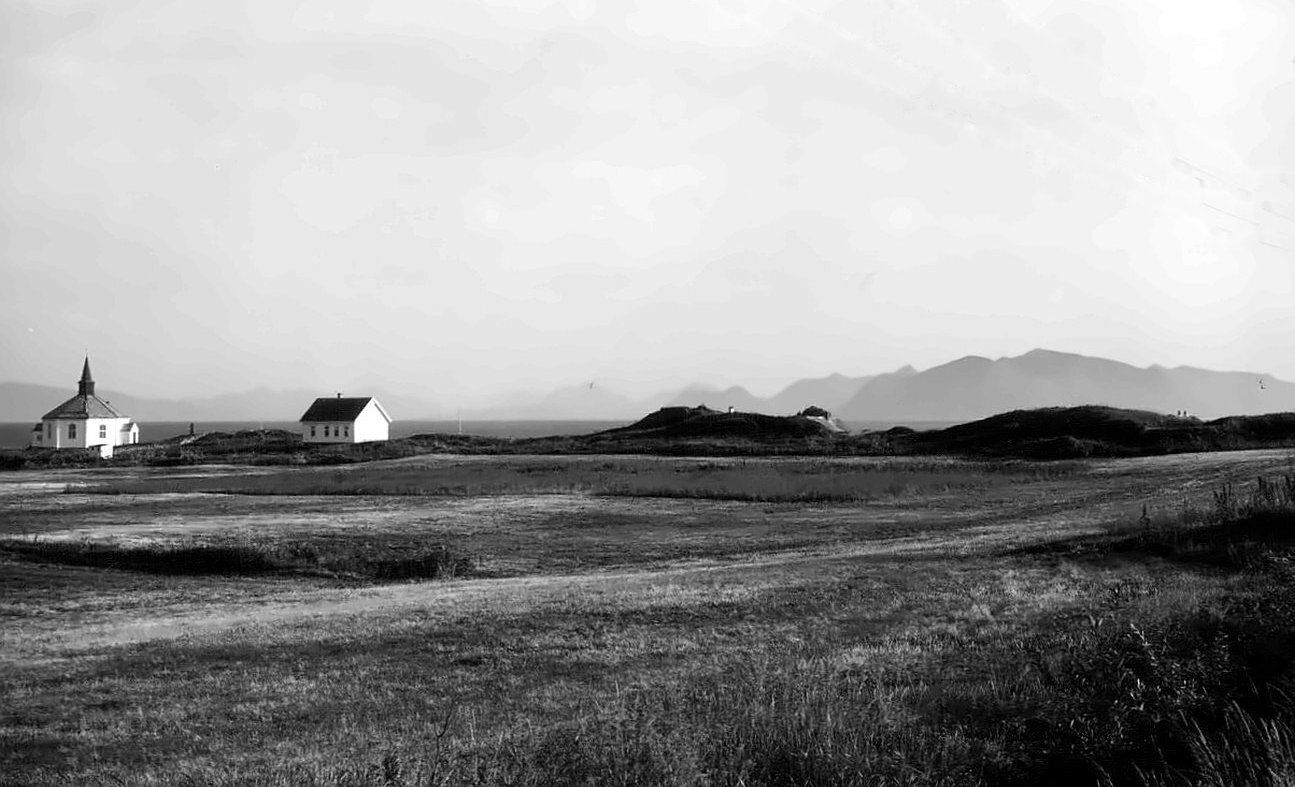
[2,0,1293,407]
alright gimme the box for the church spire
[78,357,95,397]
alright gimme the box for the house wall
[302,421,357,444]
[353,402,390,443]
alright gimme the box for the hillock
[600,406,831,440]
[892,405,1295,459]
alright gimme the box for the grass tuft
[1110,474,1295,568]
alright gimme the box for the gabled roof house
[299,395,391,444]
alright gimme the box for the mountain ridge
[837,349,1293,421]
[2,349,1291,422]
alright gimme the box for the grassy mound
[602,406,829,440]
[896,406,1295,459]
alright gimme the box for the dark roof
[77,356,97,397]
[41,394,124,420]
[299,397,381,423]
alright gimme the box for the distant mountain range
[834,349,1293,422]
[626,350,1291,422]
[1,349,1292,423]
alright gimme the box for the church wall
[32,417,134,452]
[49,419,83,449]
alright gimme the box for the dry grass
[2,450,1295,785]
[62,455,1081,502]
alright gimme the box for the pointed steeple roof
[78,356,94,396]
[41,357,122,420]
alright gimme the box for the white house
[30,358,139,458]
[299,395,391,444]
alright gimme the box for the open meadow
[4,450,1295,785]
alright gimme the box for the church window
[68,423,77,439]
[46,423,52,438]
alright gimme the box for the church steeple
[78,357,95,397]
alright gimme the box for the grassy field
[61,455,1080,500]
[3,451,1295,785]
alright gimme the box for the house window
[46,423,52,438]
[99,424,107,439]
[344,425,350,437]
[68,423,77,439]
[310,425,316,437]
[324,425,330,437]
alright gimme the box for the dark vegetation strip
[0,539,473,583]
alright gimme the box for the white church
[30,358,139,457]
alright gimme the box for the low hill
[891,405,1295,459]
[600,406,832,440]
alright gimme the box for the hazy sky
[2,0,1293,405]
